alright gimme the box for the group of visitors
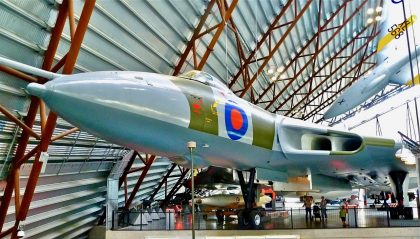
[303,195,327,220]
[303,194,359,227]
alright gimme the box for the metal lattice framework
[0,1,96,237]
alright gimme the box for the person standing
[349,195,358,207]
[320,196,328,220]
[303,195,313,220]
[339,204,348,227]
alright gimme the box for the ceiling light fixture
[271,76,277,82]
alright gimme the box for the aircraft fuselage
[27,71,404,181]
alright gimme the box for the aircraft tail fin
[375,0,418,64]
[0,56,62,80]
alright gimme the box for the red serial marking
[230,109,243,130]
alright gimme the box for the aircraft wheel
[216,210,224,222]
[249,210,262,227]
[237,210,249,227]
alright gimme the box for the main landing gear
[389,171,411,219]
[389,171,407,207]
[236,168,265,228]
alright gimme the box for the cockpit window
[179,70,230,92]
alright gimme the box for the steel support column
[149,163,176,201]
[124,155,156,209]
[118,151,138,188]
[0,105,40,140]
[160,168,190,208]
[98,150,137,225]
[0,0,70,233]
[0,1,96,237]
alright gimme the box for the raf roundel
[225,101,248,140]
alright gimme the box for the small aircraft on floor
[196,190,273,223]
[324,0,420,119]
[184,166,275,222]
[0,55,412,227]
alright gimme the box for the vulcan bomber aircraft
[324,0,419,119]
[0,56,412,227]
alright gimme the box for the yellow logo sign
[377,15,416,53]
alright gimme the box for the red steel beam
[62,0,96,74]
[126,166,145,174]
[0,227,13,239]
[42,1,70,72]
[238,0,313,98]
[0,0,70,233]
[13,170,20,219]
[173,0,217,75]
[267,0,368,111]
[286,30,376,116]
[197,0,238,70]
[15,145,40,167]
[39,101,47,132]
[0,65,38,83]
[159,168,190,208]
[305,63,376,121]
[118,150,138,188]
[228,0,293,88]
[222,0,247,87]
[291,28,378,118]
[125,155,156,209]
[254,1,348,104]
[68,0,76,39]
[292,25,378,118]
[0,105,40,140]
[304,0,323,110]
[10,1,96,237]
[149,163,176,200]
[50,54,68,73]
[303,53,376,121]
[50,127,79,142]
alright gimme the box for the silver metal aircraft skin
[0,56,410,190]
[324,0,419,119]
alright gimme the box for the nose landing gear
[236,168,265,228]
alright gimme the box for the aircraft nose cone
[27,83,47,98]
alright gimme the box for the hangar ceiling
[0,0,387,238]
